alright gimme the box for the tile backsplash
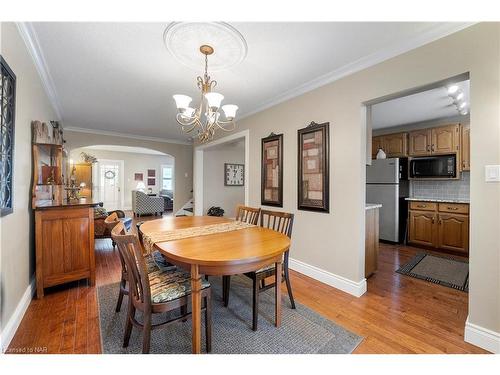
[410,172,470,201]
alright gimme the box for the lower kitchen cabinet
[408,201,469,255]
[437,214,469,254]
[409,211,436,247]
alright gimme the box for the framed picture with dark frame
[297,121,329,213]
[1,56,16,217]
[261,133,283,207]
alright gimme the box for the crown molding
[64,126,193,145]
[238,22,476,121]
[16,22,63,120]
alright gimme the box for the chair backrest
[111,222,151,310]
[235,204,260,225]
[260,209,294,238]
[104,211,119,232]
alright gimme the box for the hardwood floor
[6,215,487,354]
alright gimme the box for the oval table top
[139,216,291,268]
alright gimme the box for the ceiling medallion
[166,22,246,143]
[163,22,247,72]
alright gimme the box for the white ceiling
[82,145,171,155]
[28,22,472,142]
[371,80,470,129]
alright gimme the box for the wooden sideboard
[35,200,98,298]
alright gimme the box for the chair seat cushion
[148,269,210,304]
[146,251,176,273]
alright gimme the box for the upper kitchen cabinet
[409,129,432,156]
[371,132,408,159]
[409,124,460,156]
[372,136,384,159]
[461,124,470,171]
[432,124,460,154]
[383,132,408,157]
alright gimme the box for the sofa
[132,190,164,217]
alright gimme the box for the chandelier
[173,45,238,143]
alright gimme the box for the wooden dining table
[139,215,291,354]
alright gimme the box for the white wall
[202,141,245,217]
[199,23,500,351]
[0,23,57,348]
[70,147,174,210]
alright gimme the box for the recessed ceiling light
[447,85,459,95]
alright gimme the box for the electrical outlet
[485,165,500,182]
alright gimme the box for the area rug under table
[98,275,363,354]
[396,253,469,292]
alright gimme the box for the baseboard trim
[0,278,35,353]
[289,258,367,297]
[464,316,500,353]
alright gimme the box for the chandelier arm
[215,119,237,132]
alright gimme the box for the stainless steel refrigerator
[366,158,409,243]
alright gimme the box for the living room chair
[111,221,212,354]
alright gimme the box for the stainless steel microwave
[409,155,457,178]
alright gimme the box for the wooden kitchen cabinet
[372,136,384,159]
[371,133,408,159]
[409,211,436,247]
[409,124,460,156]
[409,129,432,156]
[437,213,469,254]
[432,124,460,154]
[382,132,408,157]
[408,200,469,255]
[461,124,470,171]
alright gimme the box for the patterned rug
[396,253,469,291]
[97,275,363,354]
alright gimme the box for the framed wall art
[134,173,143,181]
[147,169,156,177]
[224,163,244,186]
[147,178,156,186]
[261,133,283,207]
[297,121,329,213]
[1,56,16,216]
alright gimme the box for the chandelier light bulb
[447,85,459,96]
[205,92,224,109]
[182,107,196,118]
[173,94,192,110]
[222,105,238,120]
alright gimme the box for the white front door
[98,160,123,210]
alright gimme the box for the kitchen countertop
[366,203,382,210]
[405,197,470,204]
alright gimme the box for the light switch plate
[485,165,500,182]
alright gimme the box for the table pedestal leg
[191,264,202,354]
[275,261,282,327]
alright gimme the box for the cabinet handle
[432,217,435,224]
[431,144,435,152]
[426,145,430,152]
[417,204,426,208]
[439,219,443,224]
[447,207,459,210]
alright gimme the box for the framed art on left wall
[0,56,16,216]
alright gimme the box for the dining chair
[222,204,261,307]
[111,221,212,354]
[225,209,295,331]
